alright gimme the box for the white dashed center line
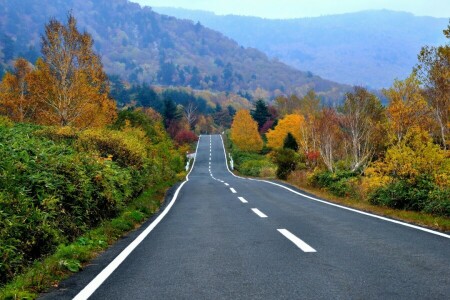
[251,208,268,218]
[238,197,248,203]
[277,229,316,253]
[230,188,237,193]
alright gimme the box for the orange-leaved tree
[0,58,37,122]
[230,109,263,152]
[29,13,116,128]
[383,73,434,144]
[266,114,304,149]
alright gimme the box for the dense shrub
[0,121,183,285]
[231,149,275,177]
[309,170,358,197]
[369,176,450,217]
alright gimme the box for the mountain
[0,0,351,104]
[153,7,449,89]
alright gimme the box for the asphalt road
[43,134,450,299]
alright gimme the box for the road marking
[230,188,237,193]
[218,135,450,240]
[277,229,316,253]
[73,136,202,300]
[252,208,268,218]
[238,197,248,203]
[224,183,229,186]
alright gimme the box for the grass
[0,179,179,300]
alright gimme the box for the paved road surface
[43,135,450,299]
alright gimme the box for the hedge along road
[43,135,450,299]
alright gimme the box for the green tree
[251,99,270,130]
[283,132,299,151]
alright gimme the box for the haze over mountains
[153,7,449,88]
[0,0,351,104]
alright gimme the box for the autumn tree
[316,108,343,172]
[266,114,304,149]
[230,110,263,152]
[340,87,384,172]
[183,102,198,129]
[0,58,37,122]
[29,13,116,127]
[383,73,434,144]
[416,21,450,149]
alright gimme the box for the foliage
[283,132,299,151]
[364,127,449,214]
[383,73,435,144]
[266,114,304,149]
[0,180,175,299]
[0,58,36,123]
[29,14,117,128]
[273,148,301,180]
[174,129,199,146]
[416,21,450,149]
[0,121,182,286]
[231,149,275,177]
[309,170,358,197]
[251,99,271,130]
[340,87,385,171]
[230,110,263,152]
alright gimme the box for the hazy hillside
[0,0,351,103]
[153,7,448,88]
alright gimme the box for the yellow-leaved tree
[363,126,450,192]
[28,14,116,128]
[230,110,263,152]
[0,58,37,122]
[383,73,434,143]
[266,114,304,149]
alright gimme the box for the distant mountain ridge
[0,0,351,104]
[153,7,449,88]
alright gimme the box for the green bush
[309,170,357,197]
[0,121,183,285]
[369,176,449,216]
[230,148,275,177]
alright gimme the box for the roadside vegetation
[0,14,192,298]
[227,22,450,230]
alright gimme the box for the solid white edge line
[251,208,268,218]
[278,229,316,253]
[230,188,237,193]
[219,135,450,239]
[73,136,202,300]
[238,197,248,203]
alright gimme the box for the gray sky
[132,0,450,19]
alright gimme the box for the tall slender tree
[416,22,450,149]
[340,87,384,172]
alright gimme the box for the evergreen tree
[283,132,299,151]
[163,98,179,128]
[251,99,270,130]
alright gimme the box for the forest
[228,22,450,220]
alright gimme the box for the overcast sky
[132,0,450,19]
